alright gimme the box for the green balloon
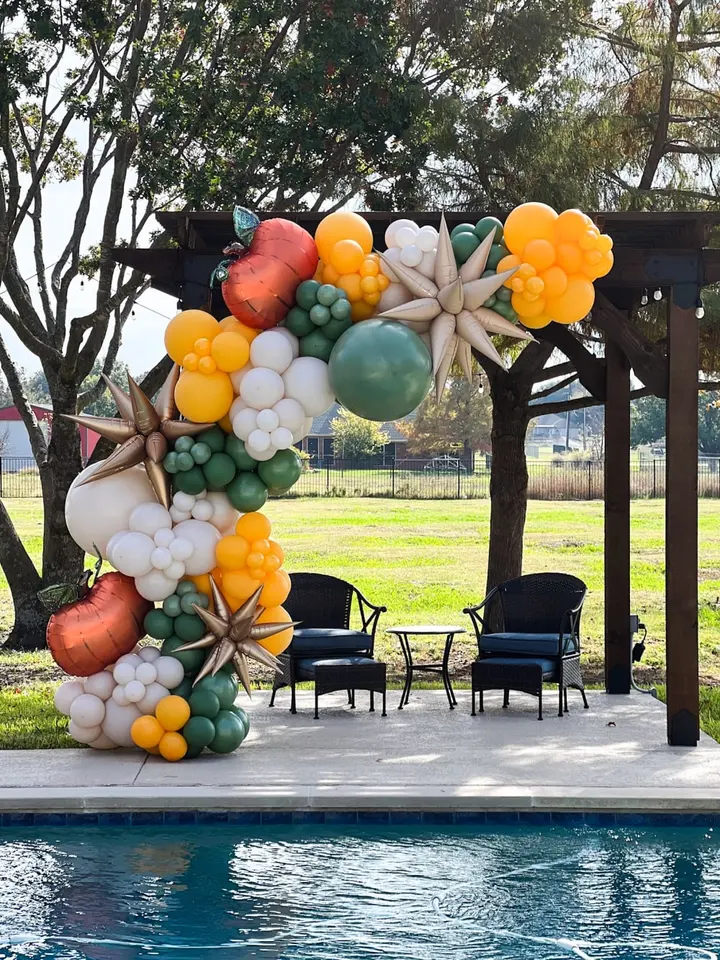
[451,222,476,238]
[492,299,517,322]
[203,451,237,490]
[176,581,195,597]
[484,294,497,308]
[176,451,194,472]
[189,687,220,720]
[226,471,268,512]
[174,612,206,643]
[160,635,206,674]
[335,288,348,300]
[300,329,333,361]
[487,244,509,270]
[229,704,250,739]
[171,676,194,700]
[496,285,512,302]
[173,465,206,495]
[162,594,182,618]
[184,744,204,759]
[175,435,194,454]
[329,298,351,321]
[452,231,480,265]
[317,284,339,307]
[163,451,179,474]
[198,426,226,452]
[180,592,203,615]
[225,435,258,471]
[258,449,302,492]
[193,593,209,609]
[324,316,352,342]
[285,307,314,338]
[296,280,320,310]
[481,269,495,278]
[475,216,504,243]
[329,320,432,421]
[190,441,211,465]
[195,673,238,710]
[144,609,174,640]
[183,715,216,751]
[208,710,245,754]
[309,303,331,326]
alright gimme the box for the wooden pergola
[116,210,720,746]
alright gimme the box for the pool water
[1,823,719,959]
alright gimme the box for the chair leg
[538,685,543,721]
[369,690,375,713]
[350,689,356,709]
[471,688,476,716]
[580,686,589,709]
[269,685,277,707]
[291,681,297,715]
[503,688,509,708]
[314,688,319,720]
[381,688,387,717]
[347,689,352,704]
[564,687,569,713]
[479,689,484,713]
[558,682,563,717]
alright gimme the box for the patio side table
[387,625,466,710]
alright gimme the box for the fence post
[457,459,461,499]
[652,459,657,499]
[326,457,330,495]
[587,461,592,499]
[391,459,396,498]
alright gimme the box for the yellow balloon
[322,263,341,285]
[174,370,234,422]
[556,242,583,274]
[553,208,593,244]
[520,312,553,330]
[337,273,363,302]
[269,539,284,564]
[595,249,614,279]
[218,412,233,433]
[546,274,595,324]
[351,300,375,321]
[314,211,373,263]
[539,265,568,299]
[256,605,293,655]
[511,293,547,319]
[165,310,218,365]
[236,512,272,542]
[503,202,557,256]
[360,258,379,278]
[198,356,217,374]
[219,316,259,341]
[260,569,291,607]
[216,535,250,569]
[156,695,191,732]
[131,715,164,750]
[210,331,250,372]
[223,569,260,603]
[596,234,613,255]
[376,273,390,292]
[330,239,365,274]
[158,731,188,762]
[522,238,556,272]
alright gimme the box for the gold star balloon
[378,213,534,398]
[175,577,297,697]
[65,365,213,508]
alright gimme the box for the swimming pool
[1,822,719,959]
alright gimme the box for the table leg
[398,633,413,709]
[442,633,457,709]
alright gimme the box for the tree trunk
[0,500,46,649]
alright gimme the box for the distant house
[296,402,412,462]
[0,404,100,460]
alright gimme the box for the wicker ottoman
[312,658,387,719]
[471,657,548,720]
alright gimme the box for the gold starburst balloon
[174,577,297,697]
[65,365,213,508]
[378,213,534,398]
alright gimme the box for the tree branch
[531,373,579,402]
[0,332,48,463]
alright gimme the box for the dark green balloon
[176,581,195,597]
[203,451,236,490]
[492,299,517,322]
[335,288,348,300]
[487,243,509,270]
[180,592,203,615]
[171,676,194,700]
[189,687,220,720]
[317,283,339,306]
[451,222,476,238]
[226,471,268,512]
[495,285,512,302]
[329,320,432,421]
[295,280,320,311]
[329,297,351,321]
[475,216,504,243]
[162,594,182,618]
[163,451,179,474]
[190,441,211,465]
[208,710,245,754]
[173,465,206,495]
[225,435,258,471]
[198,426,227,453]
[174,613,206,643]
[175,435,194,454]
[483,294,497,308]
[176,451,194,472]
[285,307,314,337]
[452,231,480,265]
[144,609,174,640]
[183,715,216,750]
[300,329,333,361]
[196,673,238,711]
[324,316,352,342]
[258,449,302,492]
[184,744,204,760]
[229,705,250,739]
[160,635,206,674]
[309,303,331,326]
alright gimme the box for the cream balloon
[250,331,294,373]
[134,567,179,601]
[204,491,239,534]
[171,519,220,575]
[378,282,413,313]
[282,357,334,417]
[88,732,118,750]
[101,699,141,748]
[83,671,116,701]
[129,502,172,537]
[69,720,103,744]
[54,680,84,716]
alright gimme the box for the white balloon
[378,282,413,313]
[70,693,105,728]
[134,568,178,601]
[282,357,335,417]
[171,519,220,575]
[250,331,294,374]
[112,531,155,578]
[204,492,238,534]
[117,653,142,667]
[105,530,128,565]
[129,502,172,537]
[248,428,271,452]
[101,699,141,748]
[191,495,215,522]
[229,395,247,420]
[273,326,300,359]
[233,407,258,441]
[65,462,157,559]
[196,490,207,499]
[173,491,196,513]
[245,442,276,462]
[292,416,314,444]
[137,681,170,715]
[240,367,285,410]
[400,243,423,267]
[124,679,146,703]
[271,427,293,450]
[169,506,192,524]
[138,646,162,663]
[135,662,157,686]
[69,720,102,744]
[385,219,419,248]
[83,671,115,701]
[151,546,172,570]
[379,245,402,282]
[54,680,85,716]
[396,225,419,248]
[111,684,130,706]
[113,662,136,686]
[416,226,438,252]
[154,656,185,690]
[230,363,251,394]
[88,732,117,750]
[417,250,437,279]
[256,408,279,432]
[273,397,305,433]
[154,527,175,549]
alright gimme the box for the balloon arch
[49,204,613,761]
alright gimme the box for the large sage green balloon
[328,320,431,421]
[226,471,268,512]
[258,449,302,493]
[208,710,245,754]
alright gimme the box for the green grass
[0,684,77,749]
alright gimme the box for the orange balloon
[131,715,164,750]
[219,316,259,342]
[223,569,260,602]
[185,573,212,598]
[330,239,365,274]
[360,258,379,278]
[211,331,250,372]
[337,273,363,302]
[175,370,234,422]
[595,250,614,278]
[596,234,613,255]
[236,512,271,542]
[165,310,218,365]
[156,695,191,732]
[553,209,593,244]
[363,292,381,306]
[539,266,568,299]
[322,263,341,285]
[546,274,595,324]
[260,569,291,607]
[520,312,553,330]
[195,338,211,356]
[579,229,599,251]
[376,274,390,292]
[216,535,250,569]
[511,293,547,318]
[249,567,266,581]
[556,243,583,274]
[247,551,264,569]
[158,731,187,762]
[269,540,284,564]
[522,239,556,272]
[263,553,281,573]
[360,275,379,294]
[503,202,557,255]
[256,605,293,655]
[525,276,544,296]
[314,211,373,262]
[198,356,217,375]
[218,412,233,433]
[351,300,375,321]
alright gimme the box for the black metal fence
[4,455,720,500]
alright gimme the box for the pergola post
[665,295,700,746]
[604,339,631,694]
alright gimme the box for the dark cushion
[291,628,372,655]
[475,656,558,679]
[296,656,377,680]
[480,632,577,656]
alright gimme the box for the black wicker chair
[269,573,387,715]
[463,572,589,718]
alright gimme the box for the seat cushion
[296,656,377,680]
[475,656,558,679]
[480,632,577,656]
[291,628,372,655]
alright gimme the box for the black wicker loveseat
[269,573,387,717]
[464,572,589,720]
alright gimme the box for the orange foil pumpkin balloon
[221,208,318,330]
[47,572,152,676]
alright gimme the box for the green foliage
[0,684,77,749]
[331,408,390,459]
[630,392,720,456]
[402,375,491,455]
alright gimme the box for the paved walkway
[2,691,720,813]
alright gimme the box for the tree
[631,395,667,449]
[24,360,130,417]
[330,408,390,459]
[401,373,490,455]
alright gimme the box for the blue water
[1,824,719,960]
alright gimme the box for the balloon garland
[46,203,612,760]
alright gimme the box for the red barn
[0,404,100,460]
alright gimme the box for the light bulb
[696,299,705,320]
[653,288,662,301]
[640,289,648,306]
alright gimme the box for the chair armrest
[355,589,387,643]
[558,598,585,653]
[463,587,498,638]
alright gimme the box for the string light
[696,298,705,320]
[640,288,648,306]
[653,288,662,301]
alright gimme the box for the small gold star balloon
[175,577,297,697]
[65,365,213,508]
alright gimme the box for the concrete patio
[2,690,720,814]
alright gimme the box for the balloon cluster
[450,218,518,325]
[497,203,613,329]
[285,280,353,362]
